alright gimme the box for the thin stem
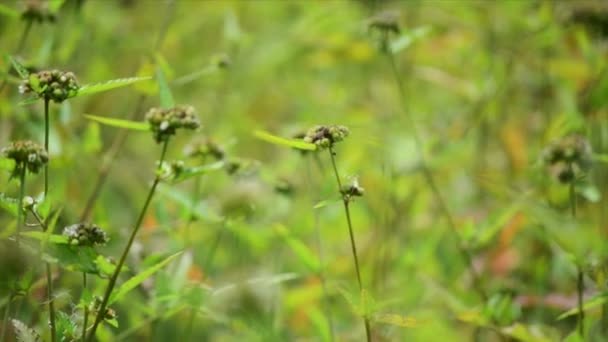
[568,163,584,336]
[328,148,371,342]
[0,295,12,342]
[44,98,50,199]
[386,51,487,301]
[16,168,26,247]
[87,139,170,341]
[30,210,57,342]
[82,273,88,342]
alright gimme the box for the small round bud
[2,140,49,176]
[62,223,109,247]
[145,105,201,143]
[19,69,79,103]
[302,125,350,150]
[542,134,592,184]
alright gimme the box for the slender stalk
[87,139,170,341]
[568,163,584,336]
[82,273,88,342]
[44,98,50,199]
[385,51,487,301]
[328,147,372,342]
[30,210,57,342]
[16,168,26,247]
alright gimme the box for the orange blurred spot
[188,265,204,282]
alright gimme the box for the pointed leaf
[171,161,225,184]
[18,96,39,106]
[556,293,608,320]
[156,67,174,108]
[254,130,316,151]
[313,198,341,209]
[76,76,152,97]
[10,56,29,79]
[373,313,421,328]
[84,115,149,131]
[20,232,69,244]
[109,251,183,305]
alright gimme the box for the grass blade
[156,66,175,108]
[254,130,316,151]
[77,76,152,97]
[84,115,149,131]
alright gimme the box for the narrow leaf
[18,96,39,106]
[556,293,608,320]
[109,251,183,305]
[373,313,421,328]
[9,56,29,79]
[313,198,341,209]
[21,231,69,244]
[254,130,316,151]
[171,161,225,184]
[156,66,175,108]
[76,76,152,97]
[84,115,149,131]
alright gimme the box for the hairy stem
[30,210,57,342]
[386,51,487,301]
[328,147,372,342]
[87,139,170,340]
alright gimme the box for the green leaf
[275,224,320,272]
[10,56,29,79]
[95,255,117,276]
[313,198,341,209]
[84,115,149,131]
[20,231,69,244]
[11,319,40,342]
[83,122,102,153]
[171,161,225,184]
[109,251,183,305]
[253,130,316,151]
[0,192,18,217]
[556,292,608,320]
[76,76,152,97]
[55,311,77,342]
[390,26,431,54]
[49,0,66,13]
[373,313,421,328]
[18,96,39,106]
[0,4,19,18]
[156,66,175,108]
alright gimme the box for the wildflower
[340,178,365,200]
[367,10,401,35]
[303,125,349,149]
[157,160,185,181]
[184,138,225,160]
[2,140,48,177]
[542,134,592,184]
[62,223,109,247]
[20,70,79,103]
[145,105,201,143]
[21,0,56,23]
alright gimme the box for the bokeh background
[1,0,608,341]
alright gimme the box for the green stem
[0,295,12,342]
[87,139,170,341]
[386,51,487,301]
[328,147,371,342]
[16,167,26,247]
[82,273,88,342]
[30,210,57,342]
[44,98,50,199]
[568,163,584,336]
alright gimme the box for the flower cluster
[340,178,365,200]
[21,0,56,23]
[184,138,225,161]
[542,135,592,183]
[145,105,201,143]
[157,160,185,181]
[63,223,109,247]
[367,10,401,35]
[20,70,79,103]
[2,140,48,176]
[303,125,349,149]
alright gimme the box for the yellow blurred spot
[500,121,528,173]
[308,50,336,69]
[347,41,374,63]
[374,313,422,328]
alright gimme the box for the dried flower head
[2,140,48,177]
[90,296,117,321]
[145,105,201,143]
[157,160,185,181]
[184,138,225,160]
[63,223,109,247]
[21,0,56,23]
[20,69,79,103]
[303,125,349,149]
[542,134,592,184]
[367,10,401,35]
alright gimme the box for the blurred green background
[1,0,608,341]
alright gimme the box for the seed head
[542,134,592,184]
[340,178,365,200]
[21,0,56,23]
[303,125,349,150]
[62,223,109,247]
[184,138,225,160]
[367,10,401,35]
[2,140,48,176]
[145,105,201,143]
[20,70,79,103]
